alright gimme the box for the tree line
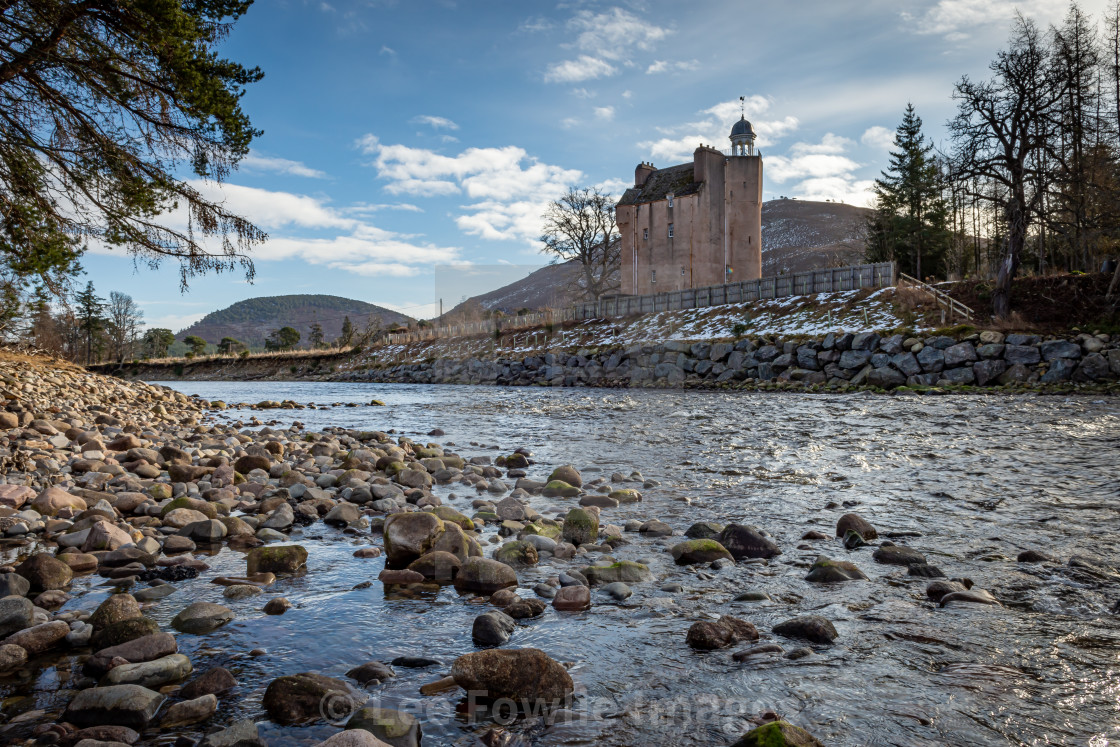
[867,2,1120,316]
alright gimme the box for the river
[17,381,1120,746]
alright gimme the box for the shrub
[239,350,250,359]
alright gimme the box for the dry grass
[140,346,359,366]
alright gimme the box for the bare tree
[949,14,1063,317]
[540,187,620,302]
[106,291,143,363]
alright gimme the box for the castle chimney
[635,162,656,187]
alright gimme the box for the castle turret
[635,161,656,187]
[730,115,757,156]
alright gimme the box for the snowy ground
[347,287,916,368]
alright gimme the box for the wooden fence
[382,262,897,346]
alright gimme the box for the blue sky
[80,0,1108,331]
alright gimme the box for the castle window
[651,270,656,284]
[643,228,648,240]
[668,223,674,238]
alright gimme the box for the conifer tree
[867,104,951,279]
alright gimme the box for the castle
[615,116,763,295]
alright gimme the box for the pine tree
[339,316,354,347]
[309,322,324,349]
[74,281,105,365]
[867,104,951,279]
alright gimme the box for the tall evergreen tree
[74,281,104,365]
[866,104,951,279]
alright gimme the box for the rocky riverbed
[0,353,1118,746]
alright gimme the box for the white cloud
[789,176,876,207]
[545,8,670,84]
[861,126,896,151]
[640,97,800,162]
[594,106,615,121]
[766,153,863,183]
[561,117,580,129]
[791,133,854,156]
[570,87,596,99]
[239,152,327,179]
[360,135,583,245]
[646,59,700,74]
[411,115,459,130]
[345,202,424,215]
[903,0,1069,39]
[544,55,617,83]
[148,311,209,333]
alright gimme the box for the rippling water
[5,382,1120,746]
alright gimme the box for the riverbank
[1,352,1119,745]
[112,328,1120,395]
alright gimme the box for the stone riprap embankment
[342,330,1120,392]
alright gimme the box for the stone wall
[342,331,1120,391]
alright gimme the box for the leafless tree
[540,187,621,302]
[106,291,143,363]
[949,14,1064,317]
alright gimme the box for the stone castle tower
[616,116,763,295]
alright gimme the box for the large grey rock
[1074,353,1110,381]
[2,620,69,655]
[63,684,166,729]
[916,346,945,373]
[973,359,1007,386]
[772,615,838,644]
[102,653,193,689]
[1041,358,1077,382]
[717,524,781,559]
[472,610,515,646]
[198,719,264,747]
[943,342,977,367]
[262,672,362,725]
[0,595,34,637]
[171,602,233,634]
[345,707,422,747]
[838,350,871,369]
[86,633,178,677]
[1041,340,1082,361]
[889,352,921,377]
[0,573,30,598]
[453,558,518,594]
[1004,344,1041,365]
[941,367,976,385]
[867,367,906,388]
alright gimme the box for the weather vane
[740,95,745,117]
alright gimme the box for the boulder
[772,616,838,644]
[561,508,598,546]
[2,620,69,655]
[548,465,583,488]
[717,525,781,559]
[262,672,362,725]
[0,643,27,672]
[472,610,516,646]
[835,513,877,540]
[31,486,86,516]
[102,653,193,689]
[15,552,73,591]
[686,615,758,650]
[245,545,308,575]
[0,572,30,597]
[0,485,33,510]
[552,585,591,611]
[670,539,733,565]
[171,602,234,634]
[805,556,868,582]
[493,541,539,567]
[90,594,142,631]
[345,707,422,747]
[383,513,446,567]
[0,596,34,637]
[63,684,166,729]
[90,617,161,651]
[453,558,518,594]
[317,732,394,747]
[450,648,573,704]
[940,589,1002,607]
[406,551,462,582]
[181,666,238,699]
[345,661,396,686]
[872,544,926,566]
[82,522,134,552]
[161,693,218,727]
[582,561,653,585]
[731,720,825,747]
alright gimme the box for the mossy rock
[90,616,160,649]
[493,540,539,567]
[433,506,475,531]
[582,561,653,585]
[561,508,598,546]
[520,521,561,540]
[383,461,406,476]
[806,555,868,582]
[246,545,308,575]
[731,720,824,747]
[502,453,529,469]
[548,465,582,488]
[414,447,443,459]
[670,539,733,565]
[608,489,642,503]
[346,707,422,743]
[147,484,172,501]
[471,511,500,524]
[542,480,581,498]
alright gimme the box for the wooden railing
[897,273,975,323]
[380,262,897,347]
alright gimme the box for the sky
[79,0,1113,331]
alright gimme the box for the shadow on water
[3,382,1118,746]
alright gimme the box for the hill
[761,198,871,275]
[447,199,873,316]
[178,294,413,348]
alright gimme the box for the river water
[8,382,1120,747]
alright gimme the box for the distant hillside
[447,199,873,316]
[178,295,413,348]
[762,198,871,275]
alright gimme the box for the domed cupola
[730,115,756,156]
